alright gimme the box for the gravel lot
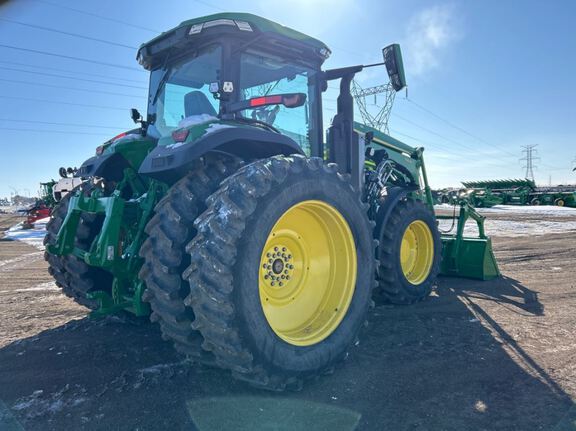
[0,210,575,431]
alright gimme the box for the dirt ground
[0,211,575,431]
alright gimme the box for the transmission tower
[520,145,539,182]
[351,81,396,133]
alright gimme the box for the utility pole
[520,145,539,182]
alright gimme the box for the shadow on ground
[0,276,574,431]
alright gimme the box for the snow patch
[115,133,141,142]
[435,204,576,216]
[4,220,47,250]
[438,219,576,237]
[177,114,217,129]
[12,385,87,419]
[204,123,234,135]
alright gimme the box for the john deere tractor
[45,13,498,390]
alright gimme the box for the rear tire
[184,155,376,390]
[554,198,565,207]
[44,184,113,309]
[375,199,441,305]
[139,155,240,363]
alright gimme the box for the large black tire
[139,156,240,363]
[375,199,441,305]
[44,184,113,309]
[184,155,376,390]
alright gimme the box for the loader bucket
[440,236,499,280]
[436,202,500,280]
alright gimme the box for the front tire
[184,155,376,390]
[375,199,441,305]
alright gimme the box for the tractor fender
[373,186,418,241]
[76,153,131,182]
[138,126,304,183]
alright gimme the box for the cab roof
[138,13,331,69]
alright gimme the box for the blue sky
[0,0,575,198]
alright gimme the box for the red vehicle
[22,202,51,229]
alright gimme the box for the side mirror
[382,44,407,92]
[130,108,142,123]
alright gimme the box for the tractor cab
[138,13,328,159]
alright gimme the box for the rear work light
[189,19,253,35]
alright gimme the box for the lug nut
[279,282,283,286]
[282,247,286,252]
[274,247,278,251]
[271,282,275,286]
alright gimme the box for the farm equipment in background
[45,13,499,390]
[21,181,55,229]
[462,179,534,206]
[457,179,576,208]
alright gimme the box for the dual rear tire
[143,155,376,390]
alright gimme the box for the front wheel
[554,198,565,207]
[375,199,441,304]
[184,155,376,390]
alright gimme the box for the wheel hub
[261,246,294,287]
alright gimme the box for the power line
[0,60,146,84]
[402,97,519,158]
[0,77,145,99]
[391,112,517,160]
[31,0,161,34]
[389,128,516,169]
[402,98,566,172]
[0,17,137,49]
[0,126,110,136]
[0,44,144,72]
[192,0,226,11]
[0,95,134,111]
[0,118,127,130]
[0,66,147,90]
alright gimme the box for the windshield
[239,50,317,155]
[147,45,222,137]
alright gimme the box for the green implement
[437,202,500,280]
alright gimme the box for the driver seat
[184,91,217,117]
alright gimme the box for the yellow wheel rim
[259,200,357,347]
[400,220,434,285]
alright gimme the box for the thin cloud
[403,4,462,77]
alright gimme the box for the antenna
[351,81,396,133]
[520,145,539,182]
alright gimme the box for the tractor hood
[138,115,303,183]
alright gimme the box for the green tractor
[45,13,498,390]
